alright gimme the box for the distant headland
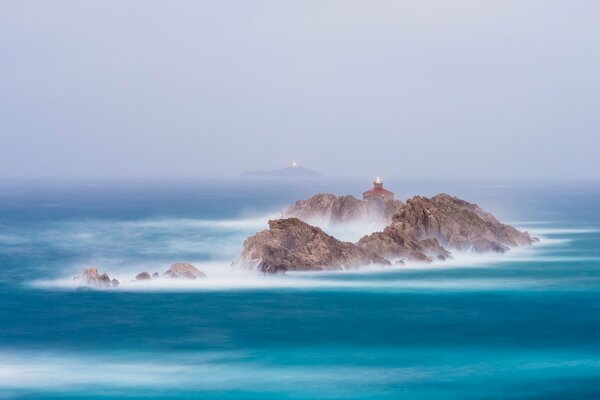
[240,162,322,179]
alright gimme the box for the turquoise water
[1,179,599,399]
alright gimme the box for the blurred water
[0,179,599,399]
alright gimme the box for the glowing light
[375,176,382,184]
[292,161,298,167]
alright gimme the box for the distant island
[240,162,322,179]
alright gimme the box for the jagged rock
[73,267,119,288]
[237,218,391,273]
[163,262,207,279]
[152,272,159,278]
[391,194,538,252]
[357,225,451,262]
[135,272,152,281]
[284,193,403,225]
[236,192,539,272]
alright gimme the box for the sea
[0,178,599,399]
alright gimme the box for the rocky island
[236,179,538,272]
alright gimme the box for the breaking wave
[19,213,599,293]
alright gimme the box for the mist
[1,1,599,180]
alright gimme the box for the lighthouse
[362,177,394,202]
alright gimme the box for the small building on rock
[363,177,394,202]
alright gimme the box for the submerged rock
[135,272,152,281]
[237,218,390,273]
[73,267,119,288]
[163,263,206,279]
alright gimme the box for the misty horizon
[1,1,599,180]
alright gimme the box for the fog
[0,1,598,180]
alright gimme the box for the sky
[0,1,599,180]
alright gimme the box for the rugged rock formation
[237,218,390,273]
[73,267,120,288]
[235,192,540,273]
[358,225,451,263]
[391,194,538,252]
[284,193,403,225]
[135,272,152,281]
[163,262,207,279]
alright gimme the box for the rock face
[135,272,152,281]
[237,218,390,273]
[284,193,403,225]
[358,225,451,263]
[74,267,120,288]
[163,263,207,279]
[391,194,538,252]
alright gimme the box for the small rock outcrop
[152,272,159,278]
[73,267,119,288]
[135,272,152,281]
[163,263,207,279]
[284,193,403,225]
[237,218,390,273]
[391,194,538,252]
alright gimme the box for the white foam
[31,256,563,293]
[0,350,426,392]
[26,217,600,293]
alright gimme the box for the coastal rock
[391,194,538,252]
[357,225,451,263]
[152,272,159,278]
[163,263,207,279]
[237,218,391,273]
[284,193,403,225]
[74,267,119,288]
[135,272,152,281]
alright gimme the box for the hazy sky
[1,1,599,180]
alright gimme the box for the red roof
[363,187,394,196]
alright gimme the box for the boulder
[163,263,206,279]
[152,272,159,278]
[237,218,390,273]
[135,272,152,281]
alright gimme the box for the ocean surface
[1,179,599,399]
